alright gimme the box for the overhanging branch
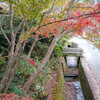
[35,11,100,32]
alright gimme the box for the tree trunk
[0,17,27,92]
[0,59,16,92]
[0,44,24,92]
[4,56,21,92]
[4,43,25,92]
[23,34,60,91]
[0,4,16,92]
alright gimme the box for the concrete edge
[81,57,100,100]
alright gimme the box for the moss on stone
[55,64,65,100]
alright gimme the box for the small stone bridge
[63,47,83,66]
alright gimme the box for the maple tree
[0,0,100,93]
[0,0,64,92]
[23,2,100,91]
[23,1,100,91]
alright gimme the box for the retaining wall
[79,58,100,100]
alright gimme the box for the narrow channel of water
[64,80,84,100]
[64,56,85,100]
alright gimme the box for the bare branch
[60,29,76,38]
[46,0,56,14]
[38,12,46,27]
[15,22,25,55]
[10,4,14,36]
[14,18,25,35]
[9,4,16,55]
[25,20,29,31]
[28,38,37,57]
[0,24,11,45]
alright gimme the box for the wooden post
[77,56,80,67]
[64,56,67,66]
[61,63,64,75]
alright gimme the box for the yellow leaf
[55,0,66,6]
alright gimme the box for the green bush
[53,35,70,58]
[0,57,5,66]
[53,44,63,57]
[8,82,22,95]
[12,86,23,97]
[17,58,36,76]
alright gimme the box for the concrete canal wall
[79,58,100,100]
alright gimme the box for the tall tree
[0,0,66,92]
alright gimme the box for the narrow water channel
[64,56,85,100]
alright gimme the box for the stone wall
[55,61,65,100]
[79,59,95,100]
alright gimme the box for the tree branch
[9,4,16,56]
[0,24,11,45]
[38,0,56,27]
[15,23,25,55]
[14,18,25,35]
[10,4,14,37]
[26,0,57,57]
[64,0,76,18]
[56,6,93,18]
[25,20,29,31]
[29,7,42,29]
[34,11,100,32]
[46,0,56,14]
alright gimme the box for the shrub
[0,93,35,100]
[0,56,5,67]
[17,58,36,76]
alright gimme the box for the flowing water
[64,80,84,100]
[64,39,85,100]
